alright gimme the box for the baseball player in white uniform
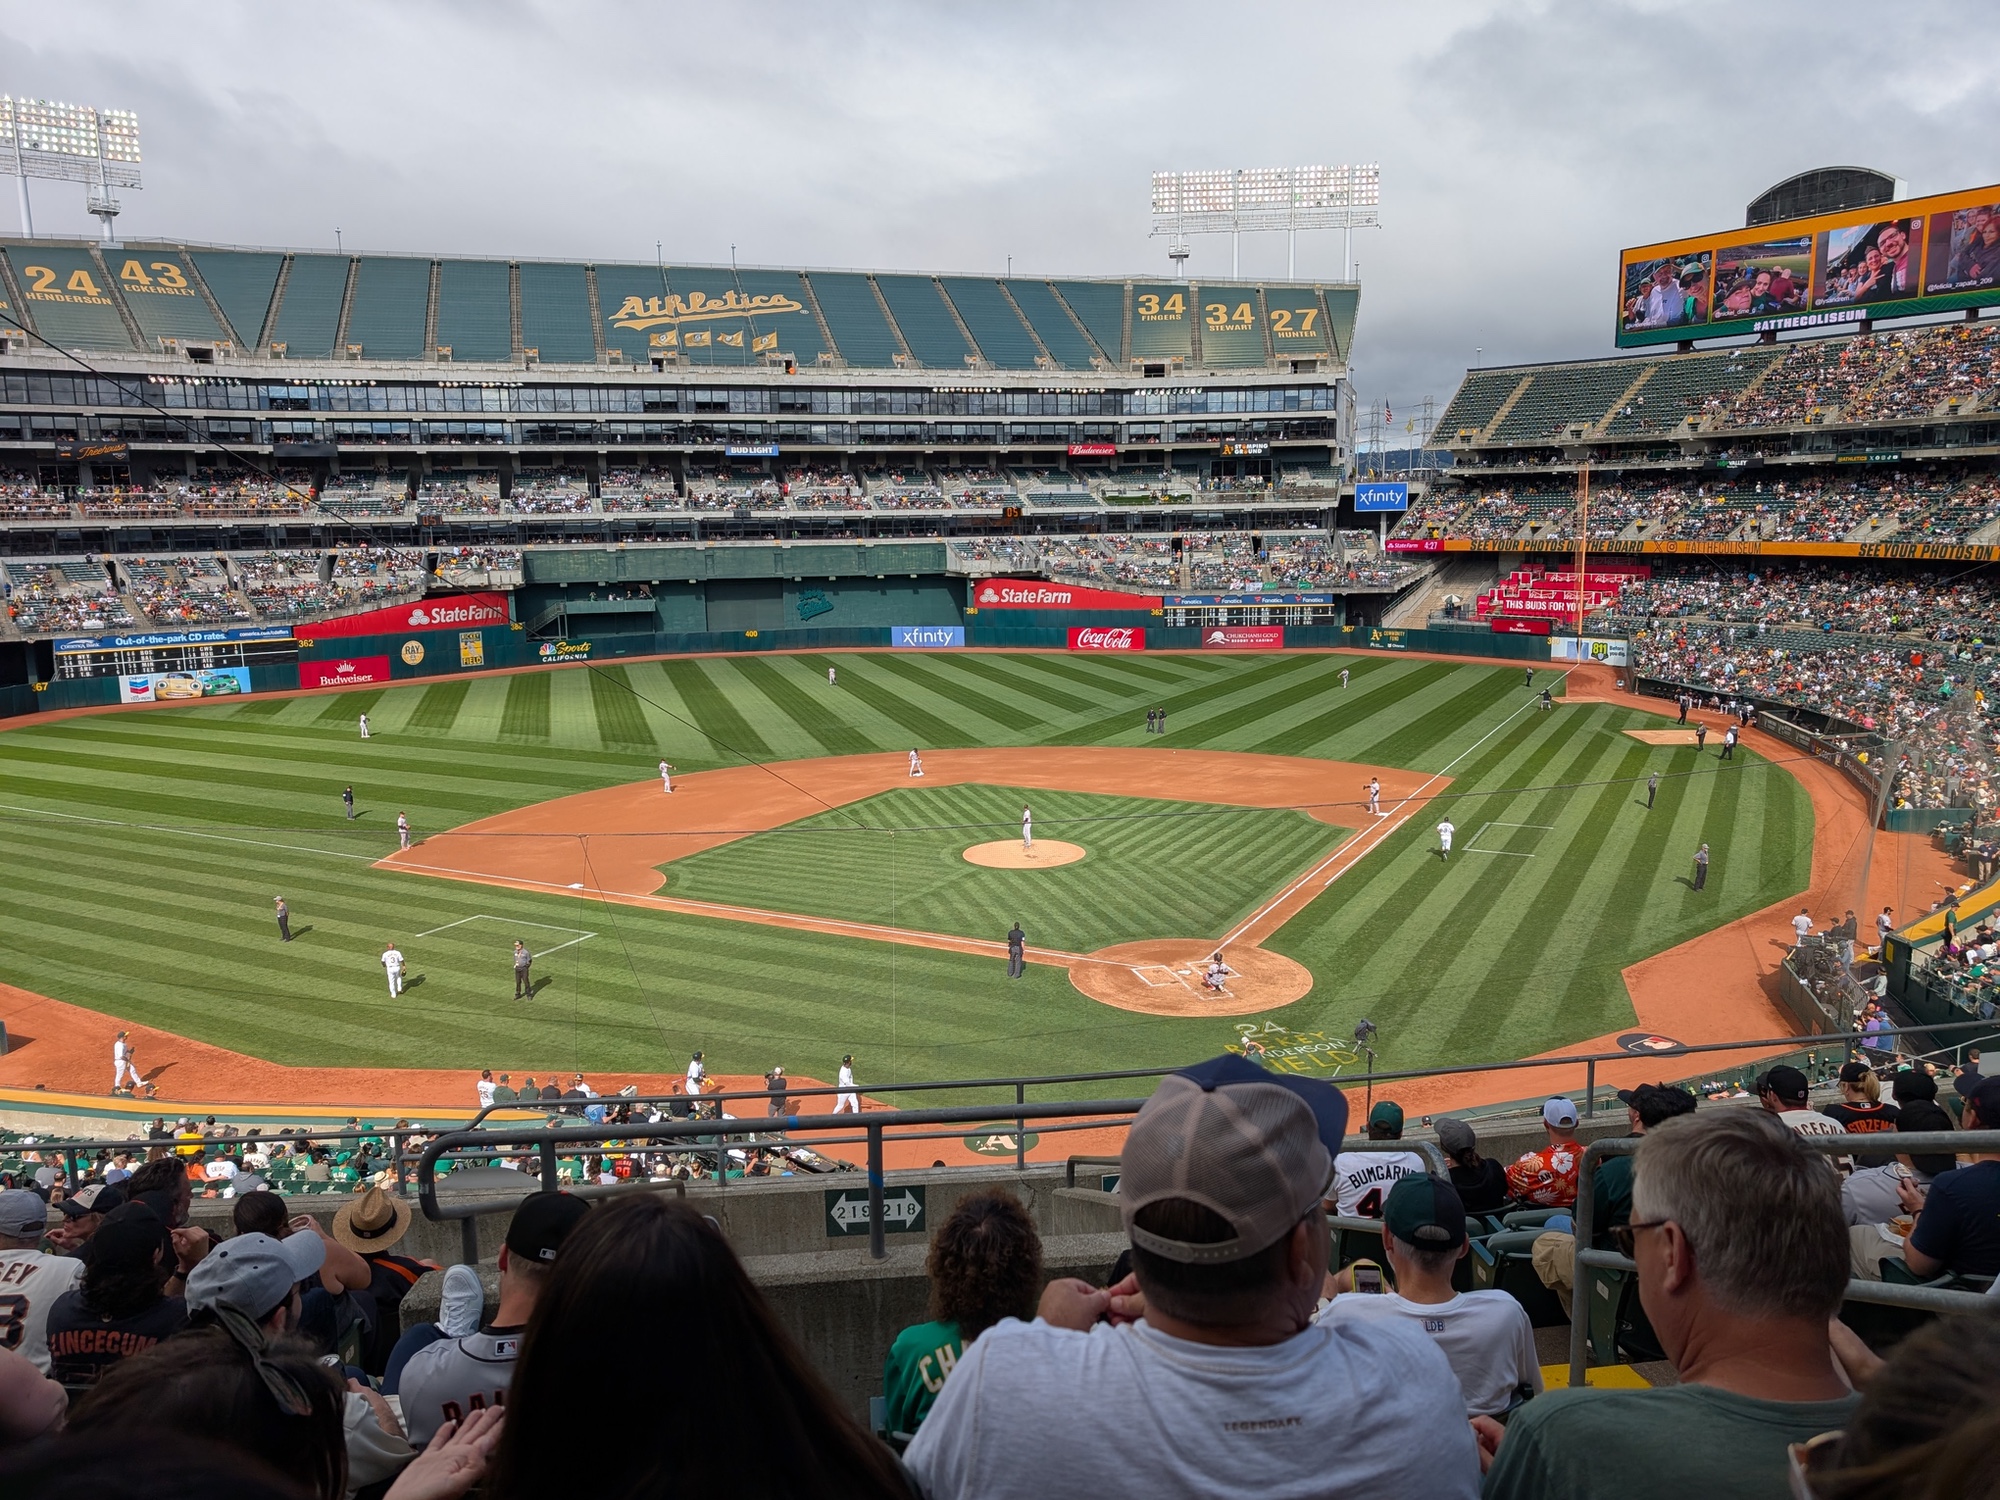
[834,1054,859,1113]
[659,760,675,793]
[1366,778,1382,817]
[397,812,412,850]
[685,1051,706,1097]
[1437,819,1455,860]
[1339,667,1350,688]
[908,749,924,778]
[1021,804,1033,856]
[828,665,837,686]
[359,713,370,739]
[113,1030,140,1093]
[0,1188,84,1373]
[381,941,406,997]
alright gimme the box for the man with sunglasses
[1481,1110,1858,1499]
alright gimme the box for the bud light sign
[1355,483,1410,513]
[1068,626,1144,652]
[891,625,965,649]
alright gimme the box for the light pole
[0,96,142,243]
[1150,164,1380,283]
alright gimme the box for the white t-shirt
[1319,1289,1541,1416]
[1792,915,1813,942]
[0,1249,85,1374]
[1330,1150,1427,1218]
[903,1315,1480,1500]
[838,1065,856,1090]
[476,1079,496,1108]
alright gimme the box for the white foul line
[0,801,382,863]
[415,913,597,939]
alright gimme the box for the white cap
[1543,1097,1579,1129]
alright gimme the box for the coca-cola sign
[1201,626,1285,649]
[1068,626,1145,652]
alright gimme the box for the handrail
[1567,1129,2000,1388]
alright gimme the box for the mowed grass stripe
[1052,653,1320,744]
[315,689,384,725]
[407,680,470,734]
[1365,667,1529,770]
[727,656,878,757]
[867,654,1045,734]
[946,654,1097,715]
[657,658,773,761]
[500,672,551,740]
[1253,660,1451,756]
[587,666,659,751]
[793,654,964,750]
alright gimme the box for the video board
[1616,183,2000,348]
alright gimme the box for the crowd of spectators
[1,559,137,634]
[119,556,251,626]
[967,530,1413,595]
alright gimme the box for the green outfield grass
[663,783,1349,952]
[0,651,1813,1090]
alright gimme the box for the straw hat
[330,1185,412,1254]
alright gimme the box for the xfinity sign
[1355,483,1409,513]
[891,625,965,649]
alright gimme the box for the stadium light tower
[1150,164,1379,280]
[0,96,143,245]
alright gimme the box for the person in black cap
[1320,1173,1540,1418]
[396,1191,592,1448]
[44,1201,187,1386]
[1596,1084,1698,1245]
[1901,1076,2000,1281]
[1757,1065,1844,1142]
[1822,1061,1900,1166]
[1435,1118,1510,1216]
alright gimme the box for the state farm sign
[299,655,391,689]
[308,592,510,639]
[972,578,1161,611]
[1068,626,1145,651]
[1202,626,1285,649]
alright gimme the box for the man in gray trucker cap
[905,1054,1480,1499]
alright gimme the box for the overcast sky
[4,0,1995,436]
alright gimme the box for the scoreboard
[1161,592,1341,626]
[53,626,298,682]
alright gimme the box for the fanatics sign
[973,578,1161,610]
[1068,626,1145,651]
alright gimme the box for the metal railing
[1567,1130,2000,1388]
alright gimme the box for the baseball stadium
[0,91,1997,1488]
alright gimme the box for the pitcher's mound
[963,840,1086,869]
[1070,941,1312,1016]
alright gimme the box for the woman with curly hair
[881,1189,1044,1438]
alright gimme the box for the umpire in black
[1006,922,1026,979]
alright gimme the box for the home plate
[567,883,585,889]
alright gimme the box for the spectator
[1848,1100,1956,1231]
[1802,1310,2000,1497]
[398,1192,591,1446]
[906,1055,1481,1498]
[382,1263,486,1394]
[44,1202,188,1387]
[1822,1061,1901,1166]
[883,1188,1043,1438]
[0,1189,81,1374]
[1436,1117,1510,1214]
[231,1192,373,1356]
[1758,1065,1847,1141]
[1504,1098,1584,1208]
[1899,1076,2000,1279]
[46,1181,124,1254]
[1953,1048,1985,1099]
[0,1346,66,1446]
[1481,1110,1859,1499]
[67,1231,349,1498]
[485,1194,908,1500]
[331,1186,438,1373]
[1320,1174,1540,1417]
[1330,1099,1428,1218]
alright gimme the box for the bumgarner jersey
[396,1326,522,1446]
[1329,1151,1427,1219]
[0,1249,85,1374]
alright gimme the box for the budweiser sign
[973,578,1161,610]
[1202,626,1285,649]
[308,592,510,639]
[1068,626,1145,651]
[299,654,391,689]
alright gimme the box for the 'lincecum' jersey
[395,1327,521,1446]
[0,1249,85,1374]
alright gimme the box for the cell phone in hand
[1353,1263,1384,1294]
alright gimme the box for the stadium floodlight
[1150,163,1380,279]
[0,96,143,244]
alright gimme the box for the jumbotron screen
[1615,182,2000,348]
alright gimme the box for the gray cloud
[2,0,1993,436]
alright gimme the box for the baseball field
[0,649,1812,1095]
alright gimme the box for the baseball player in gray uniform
[396,1193,592,1446]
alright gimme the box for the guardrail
[1567,1130,2000,1388]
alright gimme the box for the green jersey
[882,1318,964,1436]
[1482,1383,1859,1500]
